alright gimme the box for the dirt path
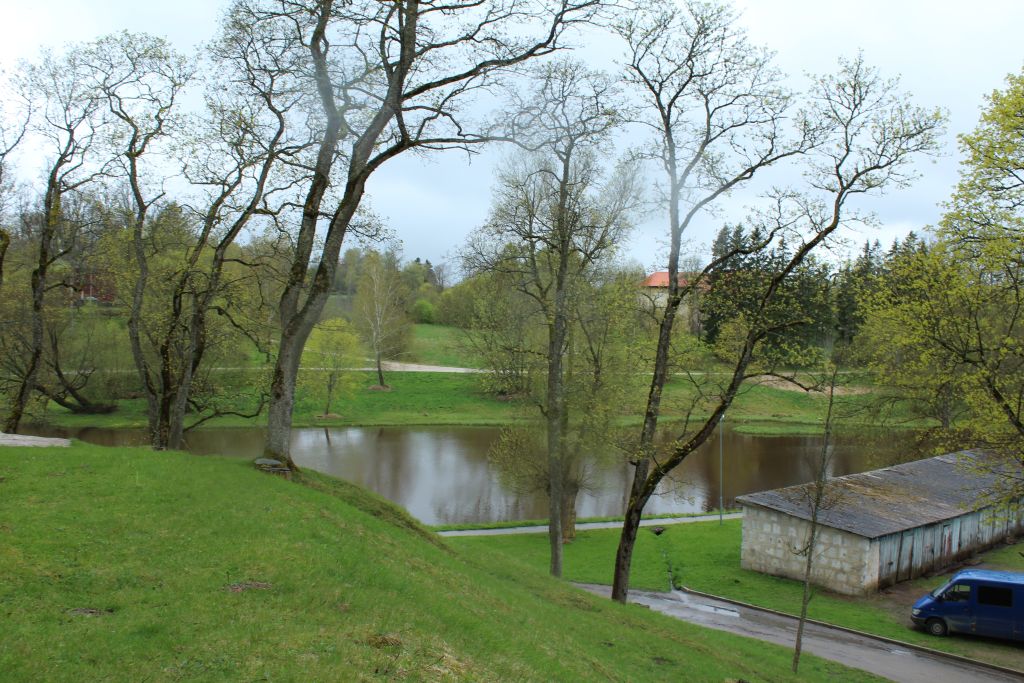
[0,432,70,447]
[577,584,1022,683]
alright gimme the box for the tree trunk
[5,184,60,433]
[325,373,335,415]
[376,352,385,388]
[612,459,651,602]
[561,486,578,542]
[792,522,817,673]
[0,228,9,290]
[264,331,307,469]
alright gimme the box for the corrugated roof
[735,451,1006,539]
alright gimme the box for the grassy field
[31,367,919,439]
[451,520,1024,671]
[35,372,526,431]
[404,324,480,368]
[0,443,878,682]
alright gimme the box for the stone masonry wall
[740,504,875,595]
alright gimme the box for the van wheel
[926,618,947,637]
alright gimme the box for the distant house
[736,452,1024,595]
[640,271,688,308]
[640,271,704,333]
[73,269,116,305]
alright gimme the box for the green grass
[404,324,480,368]
[27,365,924,436]
[34,372,528,430]
[452,521,1024,671]
[0,443,877,682]
[296,371,523,426]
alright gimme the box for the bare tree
[4,47,110,432]
[792,363,842,673]
[102,22,314,449]
[608,16,944,602]
[0,82,30,292]
[78,32,197,448]
[232,0,606,469]
[465,59,637,576]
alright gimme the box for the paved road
[436,512,743,537]
[577,584,1022,683]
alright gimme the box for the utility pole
[719,412,724,525]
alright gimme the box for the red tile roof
[641,271,688,288]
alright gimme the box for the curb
[678,587,1024,679]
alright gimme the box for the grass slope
[453,521,1024,671]
[0,443,876,682]
[404,325,479,368]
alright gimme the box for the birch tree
[352,251,411,388]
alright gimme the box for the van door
[975,583,1014,640]
[939,582,973,633]
[1016,588,1024,641]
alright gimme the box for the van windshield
[931,582,952,598]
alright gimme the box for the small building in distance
[736,452,1024,595]
[640,271,704,334]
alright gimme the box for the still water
[30,424,911,525]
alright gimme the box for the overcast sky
[1,0,1022,270]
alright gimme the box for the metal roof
[949,569,1024,586]
[735,451,1006,540]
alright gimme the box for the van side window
[978,586,1013,608]
[944,584,971,602]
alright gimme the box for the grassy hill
[0,443,878,681]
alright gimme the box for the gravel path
[436,512,743,537]
[0,432,71,447]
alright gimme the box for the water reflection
[26,424,911,525]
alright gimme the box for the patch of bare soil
[748,375,869,395]
[315,413,342,419]
[67,607,114,616]
[368,385,391,392]
[226,581,272,593]
[366,633,402,649]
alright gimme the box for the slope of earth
[0,443,879,682]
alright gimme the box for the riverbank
[450,520,1024,671]
[23,369,921,436]
[0,442,873,681]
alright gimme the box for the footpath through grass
[451,520,1024,672]
[0,443,876,682]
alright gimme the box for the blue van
[912,569,1024,640]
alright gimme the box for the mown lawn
[0,443,877,682]
[451,520,1024,671]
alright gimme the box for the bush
[410,298,436,324]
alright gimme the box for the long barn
[736,451,1024,595]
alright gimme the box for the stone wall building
[736,452,1024,595]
